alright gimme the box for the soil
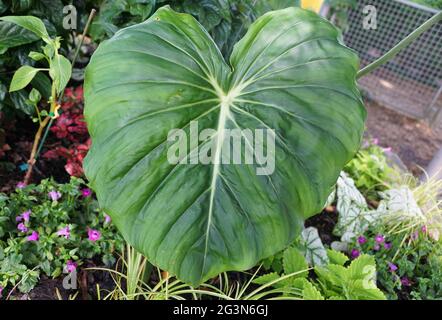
[305,207,340,246]
[0,116,70,193]
[364,99,442,176]
[9,260,116,300]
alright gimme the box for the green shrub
[345,140,401,200]
[254,248,386,300]
[0,177,124,296]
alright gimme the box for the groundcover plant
[84,6,366,286]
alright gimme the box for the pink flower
[22,210,31,222]
[351,249,360,259]
[372,138,379,145]
[104,214,111,224]
[421,225,427,234]
[411,231,419,240]
[16,182,26,189]
[373,244,381,251]
[357,236,367,244]
[66,260,77,273]
[81,188,92,197]
[57,226,70,239]
[383,147,392,153]
[16,210,31,222]
[17,222,28,233]
[388,262,398,272]
[375,234,385,243]
[0,286,3,297]
[401,277,411,287]
[87,228,101,242]
[48,190,62,201]
[27,231,39,242]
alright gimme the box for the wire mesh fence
[338,0,442,131]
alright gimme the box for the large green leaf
[84,6,366,286]
[0,21,39,54]
[0,16,50,43]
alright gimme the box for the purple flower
[16,182,26,189]
[66,260,77,273]
[87,228,101,242]
[401,277,411,287]
[421,225,428,234]
[57,226,70,239]
[388,262,398,272]
[373,244,381,251]
[48,190,62,201]
[16,210,31,222]
[384,242,392,250]
[104,214,111,224]
[351,249,360,259]
[27,231,39,242]
[17,222,28,233]
[411,231,419,240]
[22,210,31,222]
[81,188,92,198]
[357,236,367,244]
[375,234,385,244]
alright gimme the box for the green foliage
[350,227,442,300]
[0,0,76,116]
[89,0,301,57]
[0,177,124,295]
[254,249,386,300]
[89,0,156,42]
[411,0,442,9]
[0,15,71,118]
[9,65,42,92]
[84,6,365,286]
[345,141,400,200]
[324,0,357,32]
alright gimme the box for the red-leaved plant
[43,86,90,177]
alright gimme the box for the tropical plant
[89,0,301,57]
[83,2,442,287]
[83,6,366,286]
[0,0,86,116]
[0,15,72,184]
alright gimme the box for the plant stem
[23,115,51,184]
[22,9,96,184]
[357,11,442,79]
[24,82,57,184]
[72,9,96,72]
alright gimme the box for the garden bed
[1,1,442,302]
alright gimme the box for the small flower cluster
[351,234,393,259]
[350,231,430,292]
[1,178,123,295]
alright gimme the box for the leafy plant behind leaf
[300,227,329,267]
[90,0,301,58]
[84,6,366,286]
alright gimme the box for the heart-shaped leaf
[84,6,366,286]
